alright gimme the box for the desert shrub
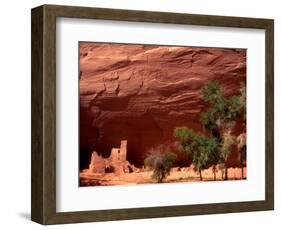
[144,146,177,183]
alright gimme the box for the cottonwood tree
[220,129,236,180]
[174,127,219,181]
[236,132,246,179]
[173,81,246,181]
[200,81,245,179]
[200,81,242,133]
[239,83,246,126]
[236,83,247,179]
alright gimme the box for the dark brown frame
[31,4,274,225]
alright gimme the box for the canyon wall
[79,42,246,168]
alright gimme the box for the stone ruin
[88,140,136,174]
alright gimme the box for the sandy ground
[80,166,247,186]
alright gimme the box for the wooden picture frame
[31,4,274,225]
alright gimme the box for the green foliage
[227,96,241,121]
[239,83,246,124]
[200,136,220,165]
[174,127,219,178]
[200,109,217,131]
[144,146,177,183]
[200,81,246,131]
[174,81,246,181]
[174,127,198,153]
[194,135,219,172]
[201,81,222,104]
[239,83,246,108]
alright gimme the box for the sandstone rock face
[79,43,246,168]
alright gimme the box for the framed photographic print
[31,4,274,225]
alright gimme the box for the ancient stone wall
[89,151,106,173]
[88,140,133,174]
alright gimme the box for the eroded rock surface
[79,43,246,168]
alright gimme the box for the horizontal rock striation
[79,42,246,168]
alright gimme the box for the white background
[57,18,265,212]
[0,0,279,229]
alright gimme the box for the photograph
[79,42,247,186]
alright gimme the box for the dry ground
[80,166,246,186]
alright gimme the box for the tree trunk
[199,169,203,181]
[159,171,164,183]
[240,146,246,179]
[224,165,228,180]
[240,152,243,179]
[212,165,216,181]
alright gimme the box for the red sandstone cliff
[79,43,246,168]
